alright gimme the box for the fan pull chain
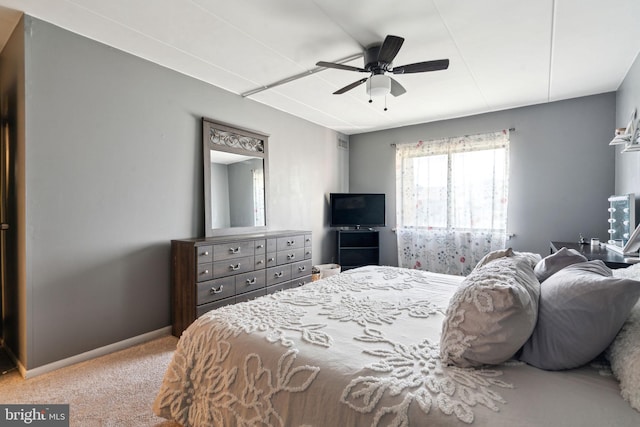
[368,96,389,111]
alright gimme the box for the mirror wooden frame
[202,117,269,237]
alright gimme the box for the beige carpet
[0,335,182,427]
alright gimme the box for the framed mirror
[607,193,635,247]
[202,118,269,237]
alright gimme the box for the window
[395,130,509,275]
[252,167,265,226]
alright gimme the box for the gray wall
[228,159,262,227]
[615,54,640,197]
[349,94,616,265]
[210,162,231,228]
[5,16,348,370]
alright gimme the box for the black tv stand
[337,229,380,271]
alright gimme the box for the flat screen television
[329,193,386,228]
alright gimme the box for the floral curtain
[396,130,509,275]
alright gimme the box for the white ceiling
[1,0,639,135]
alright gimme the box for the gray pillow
[513,250,542,269]
[440,256,540,367]
[520,260,640,370]
[533,247,587,282]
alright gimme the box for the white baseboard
[16,326,172,379]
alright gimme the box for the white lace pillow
[475,248,541,270]
[613,262,640,280]
[607,300,640,412]
[474,248,514,269]
[440,255,540,367]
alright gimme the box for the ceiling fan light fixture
[317,34,449,98]
[367,74,391,97]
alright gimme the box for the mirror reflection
[210,151,265,229]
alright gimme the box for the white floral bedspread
[153,266,640,427]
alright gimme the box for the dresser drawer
[267,264,292,286]
[197,276,236,305]
[254,239,266,254]
[290,275,312,288]
[304,247,312,259]
[197,296,235,317]
[196,263,213,282]
[213,241,255,261]
[304,234,312,247]
[277,248,304,265]
[266,281,293,294]
[213,256,254,278]
[266,253,277,267]
[292,259,312,279]
[277,235,304,251]
[236,288,267,303]
[196,245,213,264]
[255,255,266,270]
[235,270,266,295]
[267,238,277,253]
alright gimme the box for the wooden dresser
[171,230,312,336]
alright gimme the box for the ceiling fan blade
[377,35,404,64]
[392,59,449,74]
[389,77,406,97]
[316,61,368,73]
[333,78,368,94]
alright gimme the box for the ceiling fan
[316,35,449,99]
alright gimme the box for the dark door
[0,117,8,342]
[0,114,14,375]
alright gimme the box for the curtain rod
[390,127,516,147]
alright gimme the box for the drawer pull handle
[287,254,296,260]
[201,269,209,275]
[287,240,295,246]
[257,260,264,265]
[268,257,275,262]
[202,251,209,256]
[210,285,224,294]
[298,266,306,272]
[246,278,257,285]
[230,263,241,271]
[275,272,283,278]
[257,244,264,249]
[229,247,240,254]
[306,251,311,256]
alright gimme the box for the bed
[154,251,640,426]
